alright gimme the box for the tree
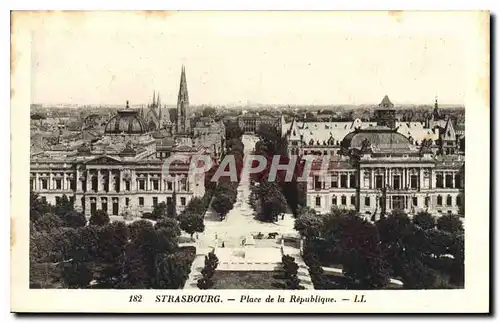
[129,220,155,241]
[197,250,219,289]
[148,202,168,220]
[212,187,236,220]
[282,255,304,290]
[412,211,436,230]
[179,213,205,240]
[34,213,64,232]
[54,194,74,218]
[89,210,110,226]
[183,197,207,217]
[335,215,389,289]
[61,261,93,289]
[152,253,191,289]
[257,182,287,222]
[154,218,181,238]
[436,214,464,235]
[60,210,87,228]
[30,192,53,224]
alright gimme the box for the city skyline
[31,12,467,106]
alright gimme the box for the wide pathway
[184,134,312,289]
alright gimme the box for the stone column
[47,172,54,190]
[96,169,101,192]
[146,173,151,191]
[388,168,392,187]
[347,172,350,188]
[131,170,137,192]
[419,168,423,191]
[35,173,39,191]
[76,169,82,192]
[86,170,91,192]
[371,169,375,189]
[452,172,456,188]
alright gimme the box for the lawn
[212,271,286,289]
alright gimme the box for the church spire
[158,93,162,121]
[177,65,190,133]
[433,95,440,119]
[152,90,156,107]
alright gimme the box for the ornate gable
[85,155,123,165]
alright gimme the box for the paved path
[184,135,313,289]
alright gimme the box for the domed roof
[104,101,148,135]
[341,127,413,151]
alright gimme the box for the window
[314,176,322,190]
[350,196,356,206]
[55,179,62,190]
[425,196,429,207]
[445,174,453,188]
[139,180,145,190]
[125,198,130,207]
[365,196,370,206]
[167,182,173,191]
[437,195,442,206]
[436,174,444,188]
[349,174,356,188]
[341,196,346,205]
[101,198,108,212]
[180,197,186,206]
[375,175,383,189]
[70,179,75,190]
[331,174,338,188]
[152,180,159,190]
[393,175,400,190]
[41,179,48,190]
[446,195,452,206]
[456,196,462,207]
[153,197,158,207]
[412,197,418,206]
[167,197,173,205]
[455,174,462,188]
[30,179,34,191]
[340,174,348,188]
[410,175,418,189]
[125,181,130,191]
[332,196,337,206]
[315,196,321,207]
[138,197,144,206]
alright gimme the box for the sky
[30,11,471,106]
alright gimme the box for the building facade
[282,95,465,218]
[30,104,206,218]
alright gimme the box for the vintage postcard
[11,11,490,313]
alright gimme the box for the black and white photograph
[10,10,490,313]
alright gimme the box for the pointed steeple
[177,65,190,133]
[158,93,162,122]
[152,90,156,107]
[379,95,394,109]
[433,95,441,119]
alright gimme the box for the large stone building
[238,114,282,134]
[283,95,465,218]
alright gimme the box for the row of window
[314,173,463,190]
[314,195,462,208]
[32,178,187,193]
